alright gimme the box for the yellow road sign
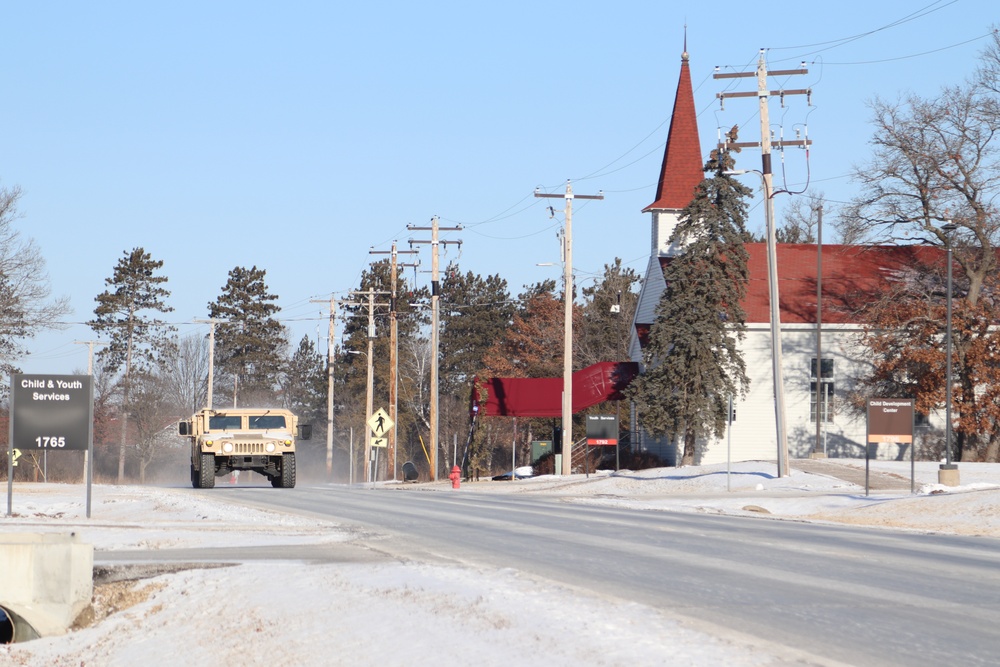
[12,448,22,467]
[367,408,394,436]
[371,437,388,449]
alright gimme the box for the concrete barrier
[0,533,93,642]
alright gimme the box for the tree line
[6,30,1000,481]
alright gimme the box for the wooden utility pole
[407,217,462,481]
[715,50,811,477]
[370,242,419,481]
[193,318,221,409]
[312,295,365,482]
[534,181,603,476]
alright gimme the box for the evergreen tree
[626,142,752,465]
[577,259,640,367]
[282,335,327,429]
[439,262,513,395]
[89,247,175,483]
[208,266,287,407]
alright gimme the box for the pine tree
[282,335,327,430]
[439,263,513,395]
[208,266,288,407]
[627,143,752,465]
[89,247,175,483]
[577,258,640,368]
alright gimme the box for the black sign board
[586,414,619,446]
[11,374,93,451]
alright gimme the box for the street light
[724,168,789,478]
[940,221,960,486]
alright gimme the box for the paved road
[220,485,1000,666]
[101,485,1000,666]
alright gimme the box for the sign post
[8,375,94,517]
[366,408,394,482]
[866,398,915,496]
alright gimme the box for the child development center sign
[865,398,915,495]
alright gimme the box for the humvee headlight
[265,442,276,453]
[222,442,234,453]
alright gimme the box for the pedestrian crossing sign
[367,408,394,436]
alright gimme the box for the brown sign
[866,398,914,445]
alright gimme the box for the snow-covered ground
[2,459,998,666]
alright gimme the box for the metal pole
[327,299,336,481]
[727,394,732,492]
[945,241,954,467]
[814,205,824,457]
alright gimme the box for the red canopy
[472,362,638,418]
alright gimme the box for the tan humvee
[178,408,311,489]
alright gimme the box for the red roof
[643,52,704,212]
[641,244,945,328]
[746,243,941,324]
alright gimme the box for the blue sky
[2,1,995,374]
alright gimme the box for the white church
[628,47,934,466]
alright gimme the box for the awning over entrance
[472,362,638,418]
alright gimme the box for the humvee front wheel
[199,453,216,489]
[272,452,296,488]
[190,464,199,489]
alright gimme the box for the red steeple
[643,46,704,212]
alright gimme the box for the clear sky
[2,0,995,375]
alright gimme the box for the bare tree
[129,369,176,484]
[161,334,209,415]
[0,184,70,382]
[846,32,1000,461]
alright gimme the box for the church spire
[643,44,703,213]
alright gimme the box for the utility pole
[193,318,221,409]
[407,217,462,481]
[535,181,604,476]
[348,287,390,483]
[310,296,351,481]
[715,50,811,478]
[370,242,419,481]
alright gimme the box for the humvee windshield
[209,415,242,430]
[249,415,286,429]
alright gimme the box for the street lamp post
[940,222,960,486]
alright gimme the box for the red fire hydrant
[449,465,461,489]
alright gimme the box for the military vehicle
[179,408,311,488]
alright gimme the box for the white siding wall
[694,324,939,465]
